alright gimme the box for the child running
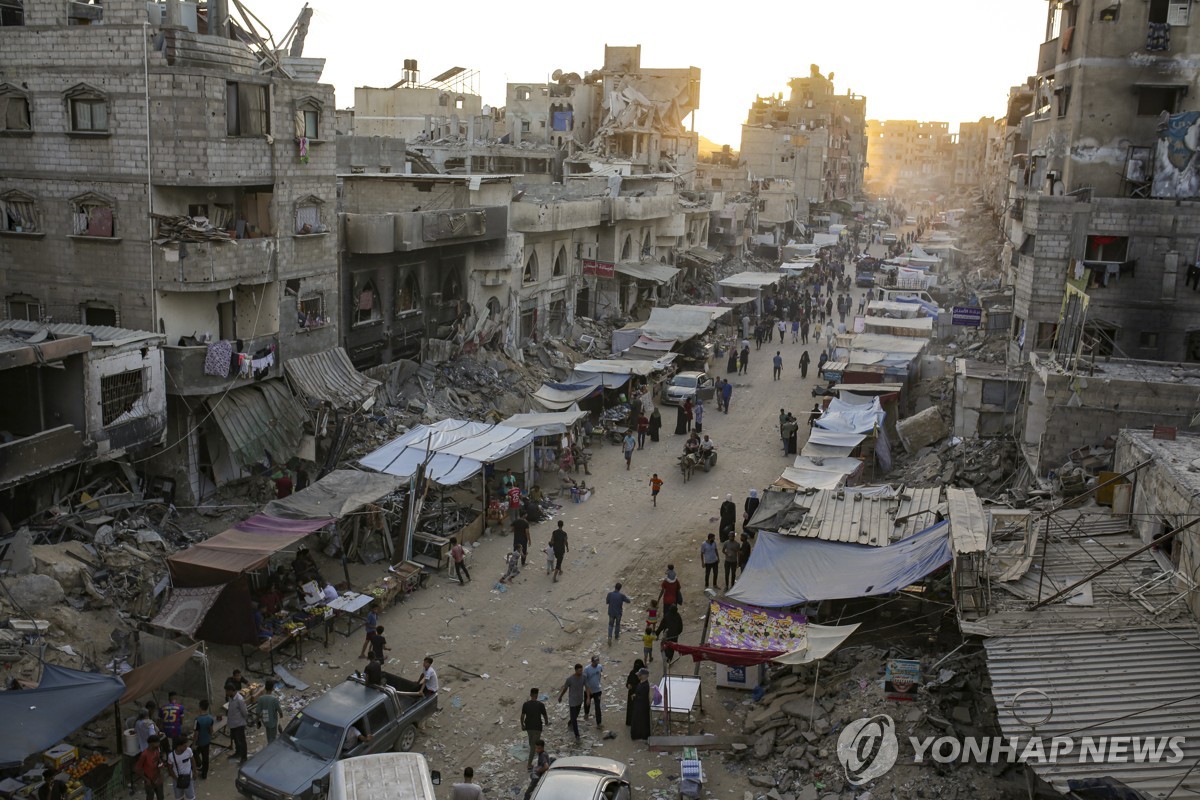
[649,473,664,507]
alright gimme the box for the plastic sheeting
[531,383,598,410]
[801,429,866,458]
[168,515,334,586]
[613,261,681,285]
[718,271,784,290]
[360,419,535,486]
[118,642,202,704]
[0,665,126,767]
[777,466,845,490]
[725,522,952,607]
[501,409,587,438]
[814,397,885,434]
[264,470,401,520]
[639,307,714,341]
[575,359,659,377]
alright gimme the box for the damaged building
[865,118,954,196]
[0,0,342,503]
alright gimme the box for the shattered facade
[864,118,954,195]
[0,0,340,504]
[1006,0,1200,364]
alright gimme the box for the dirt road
[202,279,877,800]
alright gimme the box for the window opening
[100,370,144,426]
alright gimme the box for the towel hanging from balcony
[204,340,234,377]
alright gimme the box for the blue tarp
[0,664,126,767]
[725,522,952,607]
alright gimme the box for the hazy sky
[249,0,1048,145]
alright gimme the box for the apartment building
[0,0,339,501]
[865,119,954,195]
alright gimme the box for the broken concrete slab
[896,406,950,453]
[748,775,777,788]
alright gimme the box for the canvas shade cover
[501,409,587,438]
[118,642,202,704]
[264,470,401,520]
[0,665,125,767]
[531,383,597,410]
[725,522,952,607]
[360,418,535,485]
[167,514,333,586]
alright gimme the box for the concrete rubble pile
[726,646,1020,800]
[895,438,1020,500]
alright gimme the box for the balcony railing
[156,238,275,289]
[163,333,280,396]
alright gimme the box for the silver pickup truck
[236,672,437,800]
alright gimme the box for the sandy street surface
[197,280,880,800]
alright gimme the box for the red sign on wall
[582,259,615,278]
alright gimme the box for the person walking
[224,684,248,764]
[513,514,531,566]
[449,768,484,800]
[135,736,165,800]
[720,379,732,414]
[158,692,185,745]
[682,398,694,433]
[738,533,753,577]
[656,603,683,665]
[783,414,799,456]
[551,521,568,581]
[658,566,682,611]
[649,473,663,507]
[777,319,787,344]
[648,406,662,442]
[519,689,548,768]
[606,582,631,644]
[636,413,649,450]
[791,319,800,343]
[801,318,810,344]
[743,490,760,530]
[629,668,652,741]
[722,534,739,589]
[582,655,604,727]
[799,350,810,378]
[358,603,380,658]
[772,351,782,381]
[524,740,550,800]
[809,402,823,429]
[450,537,471,584]
[701,533,719,589]
[622,429,636,471]
[778,408,789,455]
[719,493,737,540]
[693,397,704,434]
[256,680,282,745]
[557,664,588,743]
[191,702,213,780]
[738,345,750,375]
[167,737,196,800]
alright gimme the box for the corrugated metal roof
[985,626,1200,798]
[0,319,161,347]
[947,487,989,553]
[284,347,379,411]
[781,486,943,546]
[208,380,306,468]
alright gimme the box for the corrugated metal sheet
[0,319,161,347]
[985,626,1200,798]
[284,347,379,411]
[208,380,306,468]
[947,487,989,553]
[782,486,943,546]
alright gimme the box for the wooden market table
[327,591,375,638]
[242,629,305,676]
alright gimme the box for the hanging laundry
[299,137,309,164]
[238,353,252,379]
[1146,22,1170,52]
[203,340,234,377]
[251,351,276,380]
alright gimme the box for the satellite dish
[1052,180,1065,195]
[26,329,48,344]
[552,69,563,82]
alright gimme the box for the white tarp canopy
[774,622,863,664]
[802,429,866,458]
[614,262,681,284]
[777,466,846,490]
[718,271,784,290]
[867,300,926,318]
[501,409,587,438]
[726,523,953,606]
[639,307,714,341]
[575,359,659,377]
[812,233,839,248]
[360,419,536,485]
[667,304,732,322]
[780,259,819,274]
[815,397,885,434]
[862,316,934,334]
[844,333,927,355]
[531,383,597,410]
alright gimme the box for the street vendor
[291,545,321,585]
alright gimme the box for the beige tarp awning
[285,347,379,410]
[264,469,401,520]
[118,643,202,704]
[614,262,681,284]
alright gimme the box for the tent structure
[0,664,126,767]
[360,419,535,486]
[814,397,885,435]
[167,514,334,587]
[574,359,659,377]
[801,429,866,458]
[639,307,715,341]
[264,470,401,520]
[725,522,952,607]
[501,409,587,438]
[613,261,680,285]
[118,642,202,704]
[666,599,860,666]
[718,271,784,291]
[531,382,598,410]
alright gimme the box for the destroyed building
[952,117,1001,194]
[865,118,954,195]
[740,64,867,222]
[0,0,341,504]
[1005,0,1200,363]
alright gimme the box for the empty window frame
[0,0,24,26]
[227,82,270,136]
[1136,85,1185,116]
[100,369,144,426]
[7,294,41,321]
[0,85,31,132]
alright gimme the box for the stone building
[1005,0,1200,363]
[739,65,867,220]
[864,119,954,195]
[0,0,339,501]
[953,117,999,193]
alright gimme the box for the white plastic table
[650,676,702,733]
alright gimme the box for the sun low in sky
[247,0,1047,144]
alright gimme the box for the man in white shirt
[167,737,195,800]
[419,657,439,697]
[320,581,338,603]
[449,767,484,800]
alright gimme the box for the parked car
[881,233,898,245]
[236,672,438,800]
[855,271,876,288]
[529,756,631,800]
[660,371,715,405]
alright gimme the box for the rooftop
[1034,353,1200,384]
[1120,429,1200,497]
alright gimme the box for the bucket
[122,730,140,757]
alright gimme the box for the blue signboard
[951,306,982,327]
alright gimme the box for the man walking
[606,582,631,644]
[519,689,548,768]
[557,664,588,742]
[449,768,484,800]
[192,702,213,780]
[256,680,282,745]
[450,537,470,584]
[738,345,749,375]
[722,534,739,590]
[513,514,530,566]
[720,379,732,414]
[701,533,719,589]
[224,684,248,764]
[550,521,568,581]
[772,351,782,381]
[582,655,604,727]
[622,429,636,471]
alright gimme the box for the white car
[660,371,715,406]
[529,757,631,800]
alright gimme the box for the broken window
[454,96,464,110]
[553,247,566,277]
[1085,235,1129,261]
[353,278,382,325]
[298,293,326,329]
[65,84,108,134]
[100,369,144,427]
[520,119,530,133]
[620,235,633,261]
[1034,322,1058,350]
[70,192,116,237]
[227,82,270,137]
[523,252,539,284]
[294,196,323,235]
[515,87,532,102]
[68,0,102,24]
[0,84,31,132]
[981,380,1020,411]
[6,294,41,321]
[82,302,117,326]
[0,190,39,233]
[396,272,420,315]
[1055,85,1071,117]
[1084,322,1119,357]
[0,0,24,26]
[1186,330,1200,362]
[1135,85,1184,116]
[293,96,322,140]
[1140,331,1159,349]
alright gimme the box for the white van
[329,753,439,800]
[881,289,939,308]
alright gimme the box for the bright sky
[248,0,1048,146]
